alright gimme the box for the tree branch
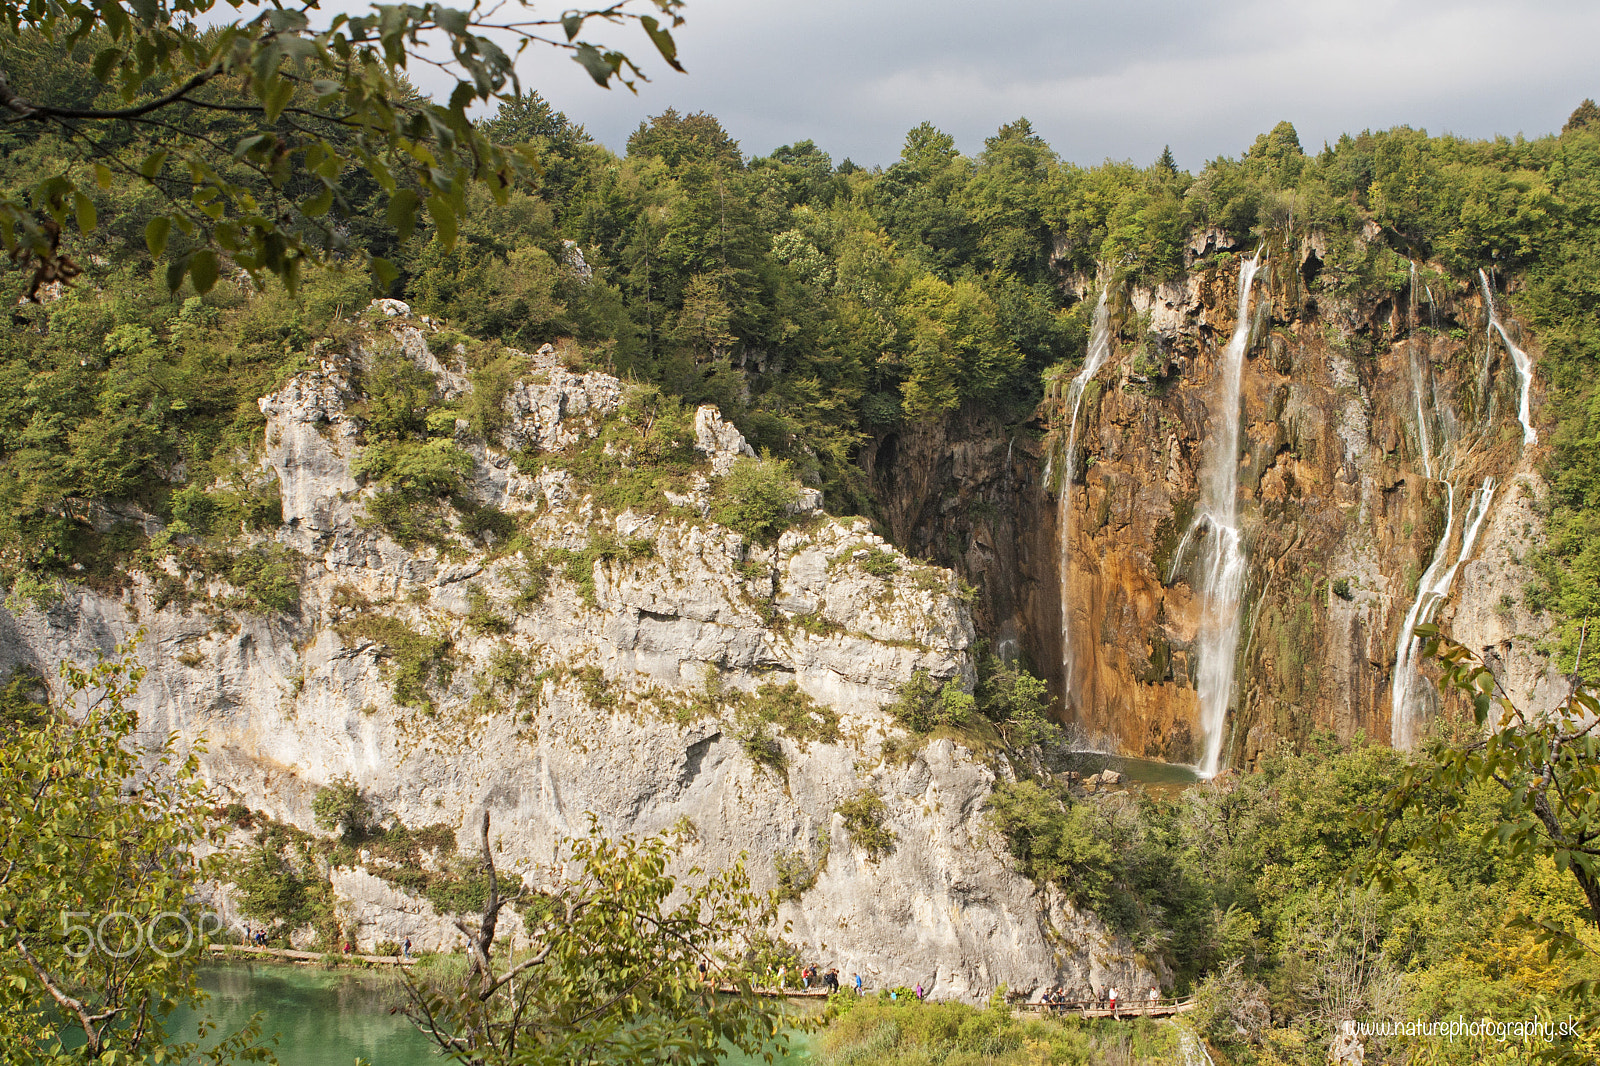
[6,71,219,122]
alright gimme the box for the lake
[175,961,813,1064]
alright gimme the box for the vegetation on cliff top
[5,69,1600,670]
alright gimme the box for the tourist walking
[1107,986,1118,1014]
[852,972,863,996]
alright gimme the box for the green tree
[0,0,686,296]
[1368,627,1600,927]
[312,774,372,841]
[708,455,800,543]
[403,812,790,1066]
[0,641,274,1063]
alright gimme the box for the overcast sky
[477,0,1600,170]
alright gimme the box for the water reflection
[175,962,436,1066]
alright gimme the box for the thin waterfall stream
[1170,252,1262,778]
[1057,287,1114,707]
[1480,268,1538,446]
[1389,479,1496,747]
[1389,265,1502,746]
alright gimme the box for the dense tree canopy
[0,0,686,296]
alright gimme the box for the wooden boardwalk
[1017,996,1197,1020]
[209,943,416,966]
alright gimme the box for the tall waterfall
[1389,478,1496,747]
[1057,287,1114,705]
[1480,269,1538,446]
[1173,252,1262,778]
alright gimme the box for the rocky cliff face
[0,311,1152,1002]
[1037,235,1562,766]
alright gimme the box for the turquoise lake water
[173,961,812,1065]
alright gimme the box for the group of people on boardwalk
[1039,985,1165,1014]
[771,963,842,992]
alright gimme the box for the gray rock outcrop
[0,317,1153,1002]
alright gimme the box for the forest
[5,23,1600,1066]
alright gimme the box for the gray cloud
[418,0,1600,168]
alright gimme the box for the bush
[336,615,455,711]
[858,548,900,577]
[984,779,1118,912]
[225,544,301,613]
[886,670,972,734]
[735,681,841,746]
[977,656,1061,749]
[736,719,785,775]
[312,774,372,839]
[708,457,800,544]
[835,789,896,862]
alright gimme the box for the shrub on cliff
[312,774,373,841]
[886,669,973,734]
[835,788,896,861]
[709,456,801,544]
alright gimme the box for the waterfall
[1058,287,1114,705]
[1177,252,1262,778]
[1389,477,1496,748]
[1407,263,1435,476]
[1479,269,1537,446]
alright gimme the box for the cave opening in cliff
[1301,249,1323,290]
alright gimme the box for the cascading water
[1406,263,1436,477]
[1172,252,1262,778]
[1480,269,1538,446]
[1389,478,1496,747]
[1057,287,1114,705]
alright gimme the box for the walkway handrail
[209,943,415,966]
[1018,994,1198,1018]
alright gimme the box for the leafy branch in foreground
[402,811,794,1066]
[0,0,685,297]
[0,638,276,1063]
[1364,624,1600,928]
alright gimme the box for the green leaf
[426,194,457,248]
[562,12,581,39]
[73,191,97,234]
[91,47,122,82]
[262,78,294,124]
[370,256,399,291]
[1473,692,1491,726]
[189,249,219,294]
[165,257,187,292]
[233,133,274,160]
[302,183,334,218]
[93,164,113,190]
[639,15,684,72]
[434,6,468,34]
[139,149,168,179]
[572,43,613,87]
[386,189,421,242]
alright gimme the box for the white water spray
[1057,287,1114,703]
[1479,269,1537,446]
[1175,252,1262,778]
[1389,477,1496,748]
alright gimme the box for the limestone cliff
[0,309,1152,1002]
